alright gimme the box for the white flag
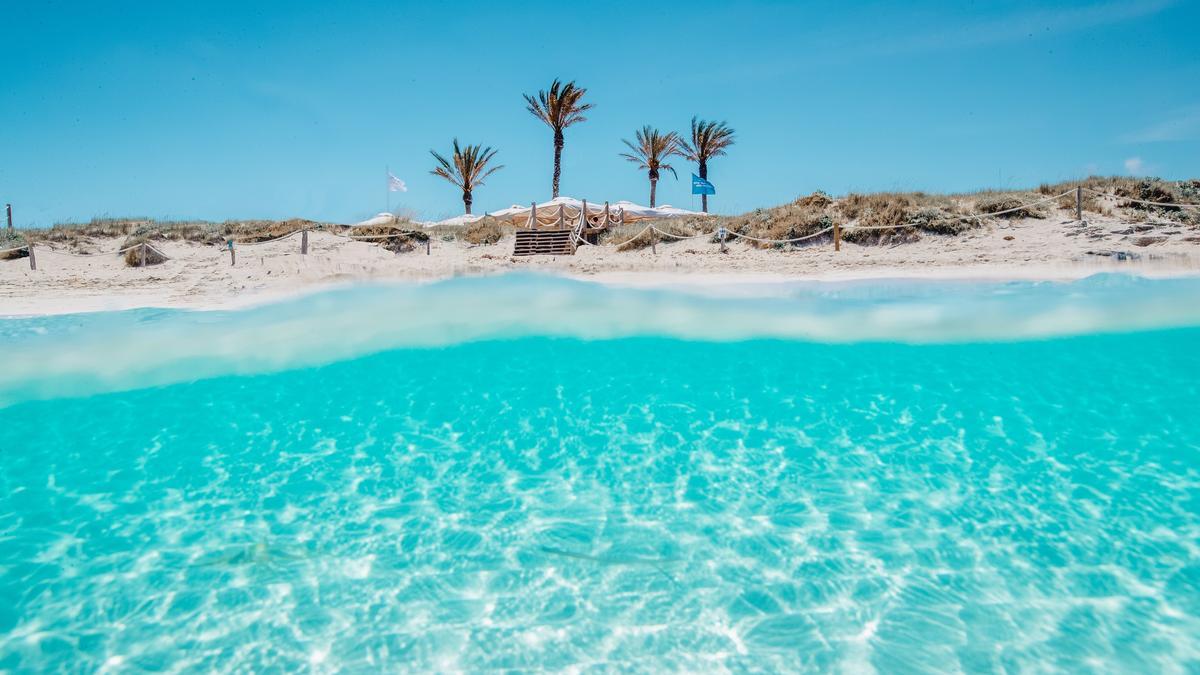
[388,173,407,192]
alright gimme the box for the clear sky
[2,0,1198,225]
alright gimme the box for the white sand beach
[2,213,1198,316]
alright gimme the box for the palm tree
[679,118,736,213]
[523,79,593,198]
[620,126,681,208]
[429,139,503,214]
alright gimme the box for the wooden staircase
[513,229,575,256]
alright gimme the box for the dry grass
[25,218,146,251]
[348,222,429,253]
[907,207,972,235]
[1038,176,1199,224]
[603,217,709,251]
[1116,181,1177,208]
[9,175,1198,260]
[1,229,29,260]
[463,218,505,245]
[839,192,916,224]
[604,222,656,251]
[646,178,1195,250]
[722,198,840,249]
[975,195,1048,220]
[20,217,337,249]
[223,219,323,244]
[1055,192,1101,213]
[119,238,169,267]
[569,177,1198,252]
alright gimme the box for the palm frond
[619,126,681,171]
[523,93,549,125]
[680,117,736,162]
[523,78,593,131]
[475,163,505,186]
[429,149,464,188]
[429,138,503,191]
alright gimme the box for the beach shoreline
[3,215,1199,316]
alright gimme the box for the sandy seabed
[2,214,1198,316]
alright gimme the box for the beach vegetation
[1056,191,1101,213]
[223,219,324,244]
[1038,176,1200,224]
[119,235,169,266]
[11,177,1197,257]
[908,207,971,235]
[605,217,707,251]
[524,79,593,199]
[679,118,736,213]
[463,218,504,245]
[722,195,841,248]
[620,127,682,208]
[976,195,1048,219]
[834,193,917,243]
[430,139,503,215]
[349,222,429,253]
[0,229,28,260]
[379,230,428,254]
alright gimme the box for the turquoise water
[2,274,1200,671]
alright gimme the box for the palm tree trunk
[649,178,657,208]
[699,160,709,213]
[463,190,473,215]
[552,129,564,198]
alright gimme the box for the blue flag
[691,174,716,195]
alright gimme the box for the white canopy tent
[417,196,708,228]
[353,212,401,227]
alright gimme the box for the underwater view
[2,274,1200,672]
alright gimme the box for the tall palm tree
[429,139,503,214]
[620,126,681,208]
[679,117,736,213]
[523,79,593,198]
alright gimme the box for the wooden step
[513,229,576,256]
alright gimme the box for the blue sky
[2,0,1198,225]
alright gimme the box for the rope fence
[233,229,304,246]
[651,228,715,241]
[36,241,150,258]
[726,226,836,244]
[604,224,655,249]
[3,186,1197,271]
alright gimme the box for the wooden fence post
[301,228,309,255]
[28,244,36,270]
[426,238,430,255]
[558,203,565,228]
[834,223,841,252]
[530,202,537,229]
[719,226,727,253]
[5,203,11,232]
[651,228,657,254]
[139,243,147,267]
[1075,186,1083,222]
